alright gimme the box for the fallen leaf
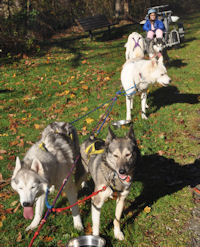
[158,150,165,156]
[11,200,18,207]
[144,206,151,213]
[104,76,110,81]
[81,60,87,64]
[82,85,88,90]
[16,232,22,242]
[43,236,54,242]
[34,124,41,129]
[85,118,94,124]
[70,93,76,99]
[0,150,7,154]
[14,202,21,213]
[85,222,92,235]
[9,140,18,147]
[81,107,88,112]
[0,156,3,160]
[0,173,3,182]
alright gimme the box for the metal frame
[145,5,184,48]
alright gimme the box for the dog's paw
[141,113,148,120]
[74,222,84,231]
[114,229,125,241]
[26,223,38,231]
[145,104,149,109]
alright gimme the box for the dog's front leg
[113,190,129,240]
[141,92,148,119]
[26,193,45,231]
[66,183,83,231]
[126,95,132,120]
[92,186,112,236]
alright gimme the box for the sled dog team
[11,32,171,241]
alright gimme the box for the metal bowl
[112,120,132,129]
[67,235,106,247]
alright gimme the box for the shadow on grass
[148,85,200,114]
[92,154,200,247]
[0,89,13,94]
[124,154,200,225]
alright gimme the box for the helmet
[148,8,156,16]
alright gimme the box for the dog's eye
[31,186,36,189]
[113,154,118,158]
[161,73,165,76]
[19,187,23,190]
[126,153,131,157]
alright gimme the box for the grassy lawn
[0,11,200,247]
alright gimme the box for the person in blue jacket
[143,8,165,41]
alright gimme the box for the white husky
[11,122,86,231]
[124,32,145,60]
[121,56,171,120]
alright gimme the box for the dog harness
[38,142,49,151]
[133,37,141,49]
[85,140,105,158]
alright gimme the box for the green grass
[0,12,200,247]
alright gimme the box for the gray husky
[145,37,164,58]
[80,126,140,240]
[11,122,85,231]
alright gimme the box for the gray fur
[80,126,140,240]
[11,122,85,231]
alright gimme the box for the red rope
[28,186,106,246]
[52,186,107,213]
[28,219,47,247]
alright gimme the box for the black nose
[119,169,126,175]
[23,202,31,207]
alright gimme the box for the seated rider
[143,8,165,45]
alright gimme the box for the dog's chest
[108,172,131,192]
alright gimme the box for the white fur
[121,56,171,120]
[124,32,145,60]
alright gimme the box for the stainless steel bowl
[67,235,106,247]
[112,120,132,129]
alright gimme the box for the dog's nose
[119,169,126,175]
[23,202,31,207]
[169,79,172,83]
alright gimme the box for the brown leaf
[0,156,3,160]
[144,206,151,213]
[158,150,165,156]
[9,140,18,147]
[0,150,7,154]
[82,85,88,90]
[34,124,41,129]
[13,203,21,213]
[81,60,87,64]
[43,236,54,242]
[0,173,3,182]
[16,232,22,242]
[85,222,92,235]
[81,107,88,112]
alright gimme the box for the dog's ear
[105,126,116,145]
[31,158,44,177]
[127,124,135,140]
[158,55,164,64]
[12,157,22,178]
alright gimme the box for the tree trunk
[123,0,130,18]
[115,0,122,19]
